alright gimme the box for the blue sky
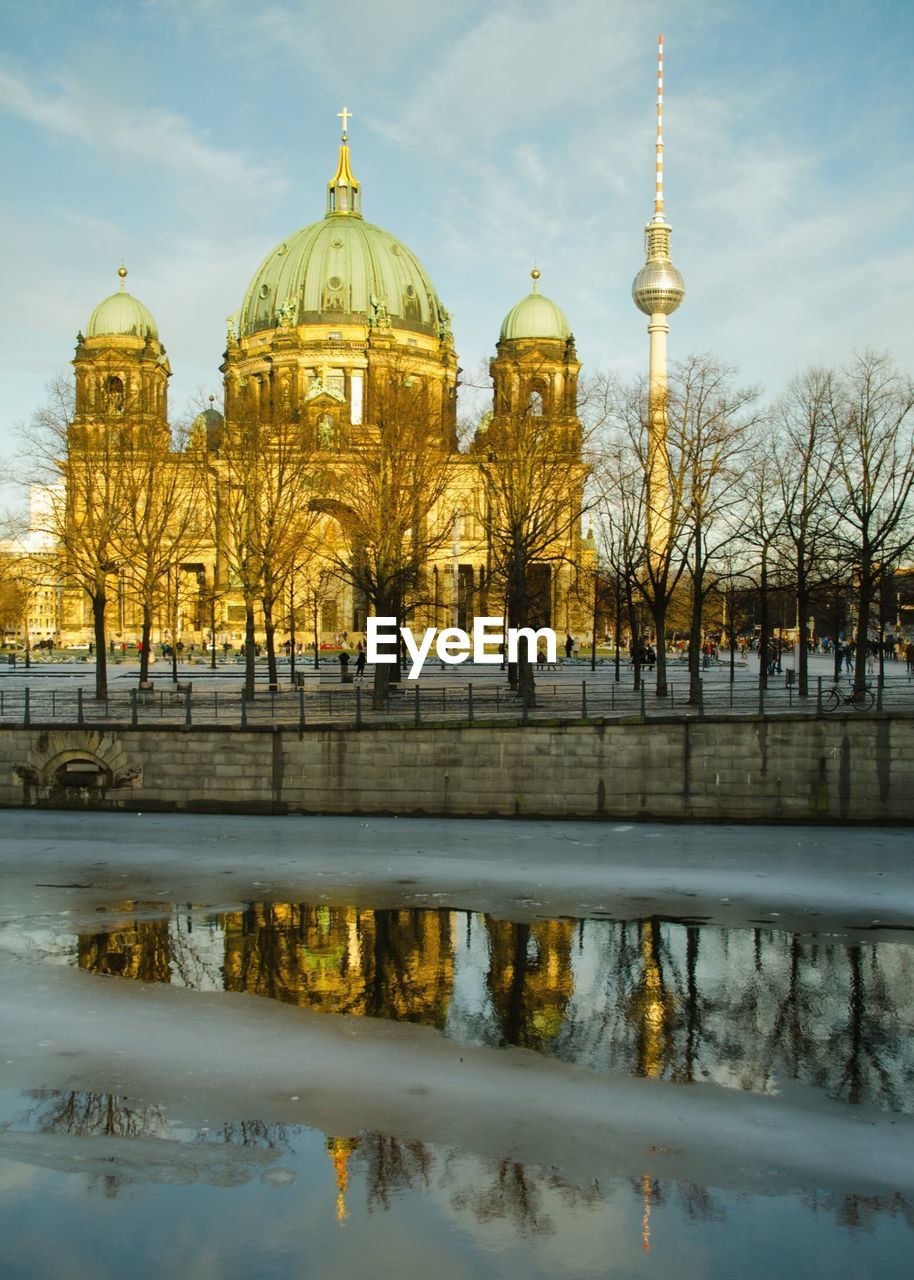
[1,0,912,498]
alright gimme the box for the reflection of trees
[484,918,576,1051]
[78,911,171,982]
[24,1088,167,1140]
[206,1120,293,1152]
[22,1089,169,1199]
[451,1157,556,1236]
[357,1133,431,1213]
[832,944,904,1112]
[219,903,454,1027]
[74,903,914,1114]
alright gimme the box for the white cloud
[0,67,287,223]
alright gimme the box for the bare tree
[772,368,840,696]
[23,374,132,699]
[475,401,589,706]
[738,444,786,689]
[117,423,207,684]
[208,398,324,698]
[323,364,454,710]
[673,357,760,705]
[600,378,690,697]
[831,352,914,697]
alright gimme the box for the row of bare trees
[9,348,914,708]
[591,350,914,701]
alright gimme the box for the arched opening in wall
[52,757,112,790]
[105,375,125,414]
[528,389,544,417]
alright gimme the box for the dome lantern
[326,106,361,218]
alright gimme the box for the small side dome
[190,401,224,452]
[500,270,571,342]
[86,267,159,340]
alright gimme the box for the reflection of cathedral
[59,118,593,646]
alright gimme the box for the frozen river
[1,813,913,1277]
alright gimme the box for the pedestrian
[565,633,574,660]
[339,649,350,681]
[355,642,366,678]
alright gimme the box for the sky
[1,0,913,508]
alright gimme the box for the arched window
[105,375,125,414]
[528,389,544,416]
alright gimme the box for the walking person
[355,642,366,678]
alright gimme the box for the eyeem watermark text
[367,616,557,679]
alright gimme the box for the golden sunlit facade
[51,123,594,651]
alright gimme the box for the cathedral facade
[53,127,594,651]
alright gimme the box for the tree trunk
[687,534,704,706]
[625,580,641,691]
[313,601,320,671]
[853,557,873,697]
[371,597,393,710]
[796,564,809,698]
[263,594,278,689]
[210,592,217,670]
[590,573,598,673]
[244,598,256,700]
[92,591,108,699]
[509,560,535,708]
[652,596,669,699]
[614,582,622,683]
[289,579,296,685]
[832,590,842,683]
[758,551,770,691]
[139,605,152,684]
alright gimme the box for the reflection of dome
[239,217,444,339]
[500,286,571,342]
[86,289,159,340]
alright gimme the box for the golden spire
[117,263,128,291]
[327,108,362,217]
[531,266,541,293]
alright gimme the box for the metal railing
[2,672,913,730]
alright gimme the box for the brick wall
[0,716,911,823]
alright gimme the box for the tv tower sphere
[632,249,685,316]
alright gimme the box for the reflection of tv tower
[641,1173,652,1253]
[326,1135,360,1224]
[632,34,685,553]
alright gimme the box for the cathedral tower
[71,266,170,442]
[632,35,685,552]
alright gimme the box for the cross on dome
[337,106,352,140]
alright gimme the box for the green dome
[239,216,445,338]
[500,289,571,342]
[86,290,159,341]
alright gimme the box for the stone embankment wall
[0,716,911,823]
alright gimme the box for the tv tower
[632,34,685,551]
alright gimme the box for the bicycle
[821,682,875,712]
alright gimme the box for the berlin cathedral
[56,119,594,649]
